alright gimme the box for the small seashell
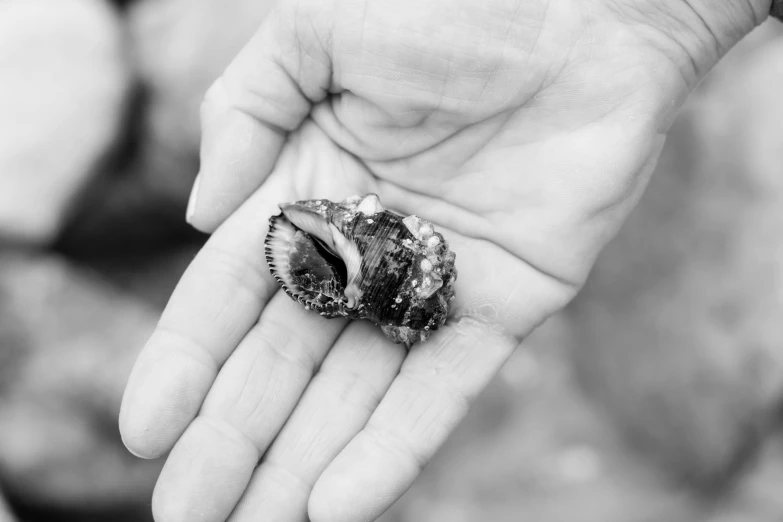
[264,194,457,345]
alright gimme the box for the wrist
[605,0,772,85]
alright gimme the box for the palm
[120,1,704,521]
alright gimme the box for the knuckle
[269,333,320,376]
[315,367,384,415]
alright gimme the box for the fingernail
[186,174,201,223]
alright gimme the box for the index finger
[119,174,292,459]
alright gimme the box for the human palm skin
[119,1,772,521]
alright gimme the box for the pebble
[0,0,129,244]
[0,252,165,507]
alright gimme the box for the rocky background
[1,1,783,521]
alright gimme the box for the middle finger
[228,321,407,521]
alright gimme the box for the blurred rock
[0,253,162,511]
[127,0,278,205]
[383,316,712,522]
[709,442,783,522]
[383,315,783,522]
[568,21,783,492]
[56,0,278,254]
[0,0,129,245]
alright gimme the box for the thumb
[188,0,334,232]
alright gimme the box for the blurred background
[1,1,783,521]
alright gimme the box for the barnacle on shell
[264,194,457,346]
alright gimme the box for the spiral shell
[264,194,457,345]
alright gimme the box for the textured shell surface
[264,194,457,345]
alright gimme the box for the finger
[228,321,407,522]
[188,2,333,232]
[151,292,348,522]
[309,318,518,522]
[119,170,293,459]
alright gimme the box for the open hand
[119,0,769,521]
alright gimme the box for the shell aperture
[264,194,457,346]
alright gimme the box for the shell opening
[279,204,337,252]
[266,214,350,312]
[278,203,365,310]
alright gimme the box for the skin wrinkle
[581,136,665,228]
[603,0,764,85]
[240,336,315,428]
[373,174,491,226]
[230,355,271,429]
[406,4,464,131]
[282,4,331,103]
[277,408,346,471]
[300,437,341,478]
[299,2,336,73]
[214,334,278,423]
[516,0,548,68]
[687,0,768,46]
[362,418,429,471]
[453,294,550,343]
[376,108,514,171]
[397,369,472,420]
[264,325,323,377]
[316,92,515,163]
[224,64,307,133]
[313,365,388,416]
[201,338,326,460]
[607,5,703,87]
[396,376,467,448]
[148,326,222,373]
[204,81,289,139]
[256,457,313,495]
[682,1,723,54]
[198,415,263,463]
[339,3,556,117]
